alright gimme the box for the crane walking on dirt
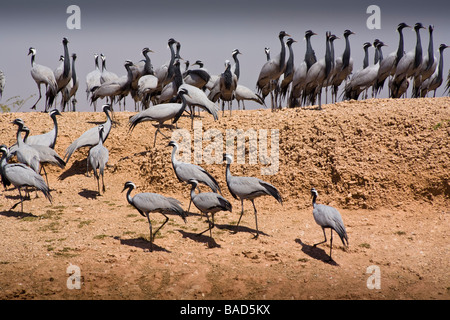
[223,154,282,238]
[122,181,187,251]
[310,187,348,261]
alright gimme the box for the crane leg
[151,214,169,249]
[197,213,214,238]
[235,199,245,233]
[101,173,106,193]
[146,214,154,252]
[32,84,42,110]
[329,229,334,260]
[251,200,259,239]
[313,227,328,247]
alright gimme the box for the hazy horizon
[1,0,449,112]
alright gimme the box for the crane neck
[278,35,286,72]
[95,56,100,70]
[50,113,58,149]
[63,42,70,78]
[305,35,316,71]
[71,57,77,83]
[312,194,317,208]
[102,109,111,142]
[325,34,332,78]
[426,28,434,71]
[171,144,179,166]
[363,47,370,69]
[189,182,198,201]
[414,28,423,69]
[30,53,36,67]
[233,54,240,80]
[396,28,405,66]
[285,42,295,77]
[173,63,183,90]
[143,51,154,76]
[16,127,25,147]
[124,187,134,206]
[342,35,351,70]
[167,43,177,81]
[437,48,446,80]
[102,59,107,72]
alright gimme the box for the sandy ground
[0,97,448,300]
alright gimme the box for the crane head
[63,37,69,44]
[168,140,178,148]
[11,118,25,127]
[287,38,297,45]
[28,47,36,56]
[311,188,318,198]
[223,153,233,164]
[414,22,425,31]
[0,145,9,156]
[439,44,449,51]
[232,49,242,56]
[397,22,411,30]
[122,181,136,193]
[49,109,62,117]
[142,47,154,55]
[187,179,199,187]
[344,30,355,37]
[279,31,291,38]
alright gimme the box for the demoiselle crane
[223,154,282,238]
[310,187,348,261]
[187,179,232,241]
[122,181,187,252]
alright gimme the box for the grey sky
[0,0,449,112]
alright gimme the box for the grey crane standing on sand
[219,60,238,116]
[10,109,62,151]
[256,31,291,110]
[168,141,221,213]
[412,25,437,98]
[122,181,187,252]
[12,120,41,173]
[223,154,282,239]
[28,47,57,111]
[187,179,232,241]
[0,145,52,212]
[277,37,297,108]
[178,83,219,129]
[128,88,189,147]
[303,31,332,108]
[374,23,411,97]
[390,22,426,98]
[20,125,65,187]
[310,188,348,261]
[86,53,102,109]
[48,37,72,110]
[420,44,449,97]
[304,30,317,72]
[90,60,134,107]
[88,125,109,195]
[64,105,112,175]
[288,30,317,108]
[330,29,355,103]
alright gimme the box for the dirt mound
[0,97,449,300]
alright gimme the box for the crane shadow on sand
[177,229,221,249]
[114,236,171,253]
[58,158,90,181]
[0,209,37,219]
[295,238,339,266]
